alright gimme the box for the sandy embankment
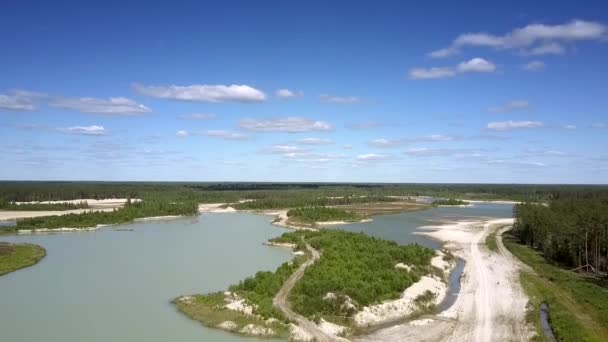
[357,218,531,342]
[198,203,237,213]
[353,251,455,327]
[0,198,137,222]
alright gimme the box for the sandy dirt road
[356,219,531,342]
[273,243,335,342]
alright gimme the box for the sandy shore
[357,218,531,342]
[198,203,237,213]
[133,215,185,222]
[0,208,117,221]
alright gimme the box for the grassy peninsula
[0,242,46,276]
[174,230,434,339]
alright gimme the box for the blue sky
[1,0,607,183]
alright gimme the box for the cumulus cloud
[0,90,46,111]
[264,145,309,155]
[178,113,216,120]
[404,147,480,157]
[408,67,456,80]
[59,125,107,136]
[176,130,189,137]
[369,138,402,148]
[527,42,565,55]
[356,153,392,161]
[205,130,248,140]
[487,120,543,131]
[488,100,530,113]
[239,117,334,133]
[297,138,333,145]
[276,89,303,99]
[370,134,455,147]
[51,97,150,115]
[409,58,496,80]
[523,60,546,71]
[456,58,496,73]
[133,83,266,103]
[429,19,607,58]
[320,94,360,104]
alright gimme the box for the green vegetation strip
[0,242,46,276]
[287,207,363,224]
[3,200,198,232]
[0,200,89,211]
[485,232,498,252]
[431,198,469,206]
[505,236,608,342]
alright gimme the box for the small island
[0,242,46,276]
[174,230,454,340]
[431,198,470,206]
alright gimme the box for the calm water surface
[0,203,513,341]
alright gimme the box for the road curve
[273,242,335,342]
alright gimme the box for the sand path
[356,218,531,342]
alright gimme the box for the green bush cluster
[431,198,469,206]
[0,200,89,211]
[275,230,434,320]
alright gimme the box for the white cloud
[370,138,402,148]
[562,124,577,130]
[527,42,565,55]
[176,130,189,137]
[525,148,569,157]
[178,113,216,120]
[205,130,248,140]
[297,138,333,145]
[59,125,107,136]
[487,120,543,131]
[591,122,607,129]
[429,19,607,57]
[523,60,546,71]
[428,47,459,58]
[133,83,266,103]
[51,97,150,115]
[265,145,308,155]
[276,89,303,99]
[356,153,392,161]
[240,117,334,133]
[320,94,360,104]
[417,134,454,142]
[488,100,530,113]
[456,58,496,73]
[404,147,477,157]
[408,67,456,80]
[0,90,45,111]
[410,58,495,80]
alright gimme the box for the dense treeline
[431,198,469,206]
[274,230,434,320]
[11,199,198,231]
[0,200,89,211]
[233,195,401,210]
[2,181,607,204]
[287,207,361,223]
[513,200,608,273]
